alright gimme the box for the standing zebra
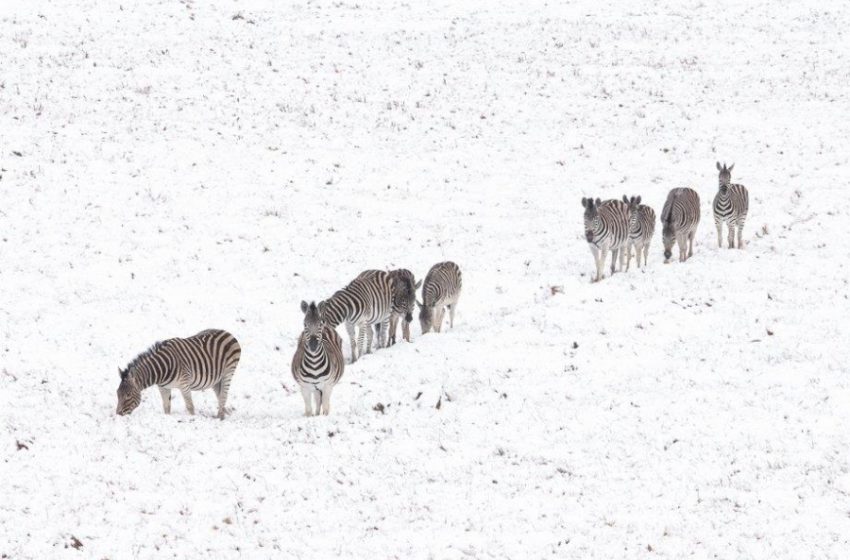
[661,187,701,263]
[582,197,630,282]
[418,261,462,334]
[116,329,241,419]
[358,269,421,346]
[622,195,656,270]
[713,162,749,249]
[323,271,393,362]
[292,301,345,416]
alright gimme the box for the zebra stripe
[358,268,420,345]
[582,197,630,281]
[323,271,393,362]
[713,162,749,249]
[661,187,701,262]
[623,195,656,270]
[116,329,241,419]
[292,301,345,416]
[418,261,462,334]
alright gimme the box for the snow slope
[1,0,849,557]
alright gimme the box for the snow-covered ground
[2,0,849,557]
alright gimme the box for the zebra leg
[737,222,745,249]
[388,314,398,346]
[214,373,233,420]
[300,385,315,416]
[357,322,366,358]
[364,323,373,354]
[180,389,195,415]
[346,322,358,363]
[727,220,735,249]
[625,243,632,271]
[716,219,723,248]
[677,235,686,262]
[589,246,601,282]
[320,384,334,416]
[643,244,650,267]
[610,248,619,275]
[598,247,608,281]
[159,387,172,414]
[448,303,456,329]
[402,318,411,342]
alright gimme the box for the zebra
[291,301,345,416]
[622,195,656,270]
[116,329,241,419]
[418,261,462,334]
[713,162,749,249]
[322,271,393,362]
[358,269,421,346]
[582,197,630,282]
[661,187,701,263]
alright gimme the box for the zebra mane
[121,341,165,378]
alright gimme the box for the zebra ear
[581,197,588,208]
[118,367,127,379]
[595,198,601,206]
[728,163,734,172]
[636,195,641,205]
[317,301,326,316]
[622,195,628,204]
[300,300,309,314]
[716,161,722,171]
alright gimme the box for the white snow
[1,0,849,557]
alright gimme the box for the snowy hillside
[2,0,849,557]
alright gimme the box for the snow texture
[1,0,849,557]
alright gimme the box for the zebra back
[164,329,241,390]
[323,271,393,327]
[421,262,462,307]
[661,188,700,239]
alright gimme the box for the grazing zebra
[582,197,630,282]
[323,271,393,362]
[418,261,462,334]
[116,329,241,419]
[359,269,421,346]
[291,301,345,416]
[661,187,701,263]
[622,195,656,270]
[713,162,750,249]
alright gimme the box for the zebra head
[623,195,641,228]
[395,275,422,324]
[300,300,327,352]
[716,161,734,189]
[116,367,141,415]
[581,197,603,242]
[417,299,435,334]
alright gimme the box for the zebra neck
[129,366,156,390]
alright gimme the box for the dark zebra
[582,197,630,282]
[418,261,462,334]
[323,271,393,362]
[622,195,656,270]
[713,162,749,249]
[116,329,241,419]
[357,269,421,346]
[661,187,701,263]
[292,301,345,416]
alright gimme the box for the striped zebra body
[323,271,393,362]
[116,329,241,419]
[713,162,749,249]
[292,301,345,416]
[582,197,630,282]
[661,187,701,262]
[359,269,421,345]
[418,261,462,334]
[623,195,656,270]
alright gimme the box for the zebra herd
[115,262,463,418]
[583,162,750,281]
